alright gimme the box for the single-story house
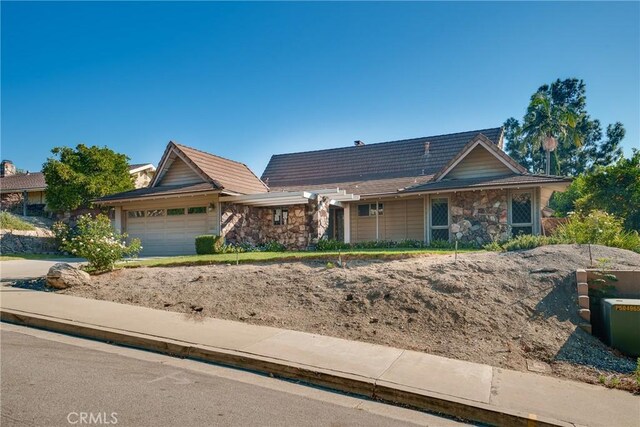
[0,161,156,214]
[95,127,571,256]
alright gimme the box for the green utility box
[601,299,640,357]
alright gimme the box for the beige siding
[26,190,46,205]
[158,157,203,186]
[447,145,513,179]
[118,194,219,255]
[349,198,424,242]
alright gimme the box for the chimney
[354,140,365,147]
[0,160,16,177]
[424,142,431,156]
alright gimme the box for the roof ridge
[268,127,503,158]
[172,141,253,169]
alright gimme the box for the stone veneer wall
[449,190,509,245]
[221,196,330,250]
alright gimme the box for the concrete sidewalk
[0,258,83,281]
[1,288,637,427]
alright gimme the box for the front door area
[327,206,345,241]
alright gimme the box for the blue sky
[2,1,638,176]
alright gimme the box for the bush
[54,214,141,272]
[316,239,350,251]
[259,240,287,252]
[500,234,559,252]
[0,212,35,231]
[195,235,224,255]
[555,211,640,253]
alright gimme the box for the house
[95,127,571,256]
[0,160,157,215]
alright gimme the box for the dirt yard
[57,244,640,390]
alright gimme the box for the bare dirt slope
[59,244,640,387]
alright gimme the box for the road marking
[148,371,192,385]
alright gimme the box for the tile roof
[268,175,435,196]
[0,172,46,192]
[94,182,217,203]
[170,142,269,195]
[261,127,504,192]
[404,174,572,193]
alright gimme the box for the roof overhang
[94,189,220,206]
[0,187,47,194]
[129,164,156,174]
[220,188,360,207]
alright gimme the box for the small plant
[54,214,141,272]
[326,262,335,269]
[195,235,224,255]
[609,377,621,387]
[635,358,640,386]
[259,240,287,252]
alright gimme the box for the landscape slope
[60,244,640,388]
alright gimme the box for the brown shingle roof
[404,174,572,193]
[171,142,268,195]
[261,127,504,191]
[94,182,216,203]
[269,175,435,196]
[0,172,46,193]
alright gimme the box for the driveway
[0,258,83,282]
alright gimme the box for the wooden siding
[158,156,204,186]
[26,190,46,205]
[349,198,424,242]
[447,145,514,180]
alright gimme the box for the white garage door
[125,207,212,256]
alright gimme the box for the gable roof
[404,174,571,193]
[433,133,527,181]
[0,172,46,193]
[151,142,268,195]
[262,127,504,195]
[128,163,156,173]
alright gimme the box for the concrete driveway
[0,258,84,282]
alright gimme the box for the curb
[1,308,572,427]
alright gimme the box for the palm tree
[522,92,583,175]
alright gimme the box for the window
[274,208,288,225]
[358,203,383,217]
[430,198,449,242]
[146,209,164,217]
[127,210,145,218]
[510,191,533,236]
[167,208,185,216]
[188,206,207,214]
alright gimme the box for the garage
[124,205,215,256]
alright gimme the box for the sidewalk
[1,288,637,427]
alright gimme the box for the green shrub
[54,214,141,272]
[500,234,560,252]
[259,240,287,252]
[554,211,640,253]
[195,235,224,255]
[0,212,35,231]
[316,239,351,251]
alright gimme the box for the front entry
[327,207,345,241]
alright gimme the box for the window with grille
[127,210,145,218]
[430,198,449,242]
[146,209,164,217]
[274,208,288,225]
[188,206,207,214]
[357,203,383,217]
[167,208,185,216]
[510,191,533,236]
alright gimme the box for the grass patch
[0,212,35,231]
[120,248,478,268]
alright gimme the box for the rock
[450,223,461,233]
[46,263,90,289]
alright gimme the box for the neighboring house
[129,163,156,188]
[0,160,156,215]
[95,127,571,256]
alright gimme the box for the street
[0,324,466,427]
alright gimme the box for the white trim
[96,190,220,206]
[129,164,156,175]
[508,189,534,236]
[113,207,122,233]
[436,139,522,181]
[344,204,351,244]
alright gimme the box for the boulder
[46,263,90,289]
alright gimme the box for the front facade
[96,127,571,255]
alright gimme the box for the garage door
[125,207,211,256]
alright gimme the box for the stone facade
[220,196,330,250]
[0,230,58,254]
[0,192,23,211]
[449,190,509,245]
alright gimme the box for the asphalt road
[0,324,466,427]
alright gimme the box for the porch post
[375,201,379,241]
[113,206,123,233]
[22,190,28,216]
[343,204,351,243]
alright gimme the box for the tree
[42,144,134,212]
[504,78,625,176]
[551,150,640,231]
